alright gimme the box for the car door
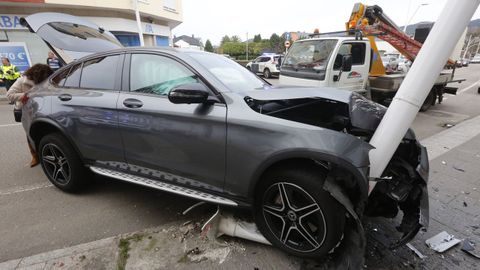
[330,42,370,91]
[49,53,124,164]
[117,53,227,192]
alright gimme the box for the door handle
[123,98,143,108]
[58,94,72,101]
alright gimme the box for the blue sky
[173,0,480,45]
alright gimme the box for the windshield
[188,52,268,93]
[281,39,337,81]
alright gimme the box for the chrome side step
[90,166,238,206]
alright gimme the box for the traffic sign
[284,40,291,48]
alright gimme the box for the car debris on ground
[461,239,480,259]
[425,231,462,253]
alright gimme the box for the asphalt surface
[1,64,480,263]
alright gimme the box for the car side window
[130,54,200,96]
[333,43,366,70]
[64,64,82,88]
[51,67,71,87]
[80,55,120,90]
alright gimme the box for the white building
[0,0,183,65]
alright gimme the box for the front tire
[254,166,345,258]
[39,133,89,192]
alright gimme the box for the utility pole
[368,0,480,192]
[133,0,145,46]
[463,34,472,59]
[403,3,429,33]
[246,32,249,61]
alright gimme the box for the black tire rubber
[420,90,435,112]
[247,66,252,71]
[263,68,271,79]
[254,165,346,259]
[39,133,89,192]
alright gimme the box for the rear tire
[254,166,345,259]
[420,90,435,112]
[39,133,89,192]
[263,68,271,79]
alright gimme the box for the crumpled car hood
[244,86,387,133]
[242,86,352,103]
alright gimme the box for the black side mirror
[168,83,209,104]
[341,54,353,72]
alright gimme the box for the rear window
[36,22,122,53]
[281,39,337,81]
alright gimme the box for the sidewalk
[0,87,7,102]
[2,116,480,270]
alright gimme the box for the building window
[156,36,169,47]
[112,33,140,47]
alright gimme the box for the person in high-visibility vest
[0,57,21,91]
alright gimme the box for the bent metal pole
[368,0,480,193]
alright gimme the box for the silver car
[20,13,429,260]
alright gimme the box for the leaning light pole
[368,0,480,192]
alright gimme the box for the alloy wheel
[41,143,71,185]
[262,182,327,253]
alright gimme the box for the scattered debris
[182,201,207,215]
[425,231,462,253]
[406,243,427,259]
[453,165,465,172]
[461,239,480,259]
[464,202,468,207]
[373,228,378,232]
[442,123,455,128]
[432,187,439,192]
[441,161,447,165]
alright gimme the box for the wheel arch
[29,118,84,161]
[248,150,369,209]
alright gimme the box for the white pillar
[133,0,145,46]
[368,0,480,192]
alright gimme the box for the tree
[269,33,285,53]
[220,35,231,45]
[231,35,241,43]
[253,34,262,43]
[222,42,245,58]
[204,39,214,52]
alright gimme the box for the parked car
[397,57,411,73]
[470,54,480,63]
[461,58,470,67]
[246,54,282,78]
[381,53,399,72]
[20,13,429,260]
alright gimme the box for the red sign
[284,41,291,48]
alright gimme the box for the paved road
[0,65,479,263]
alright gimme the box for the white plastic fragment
[201,207,271,245]
[406,243,427,259]
[425,231,462,253]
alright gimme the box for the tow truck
[279,3,465,111]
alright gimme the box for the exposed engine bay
[245,91,429,248]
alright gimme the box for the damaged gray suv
[20,13,429,260]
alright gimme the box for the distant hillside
[403,19,480,36]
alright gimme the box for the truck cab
[279,37,371,94]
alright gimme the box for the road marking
[0,123,21,128]
[458,78,480,94]
[0,183,53,196]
